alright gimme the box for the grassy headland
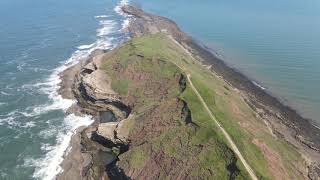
[100,33,306,179]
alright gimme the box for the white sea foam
[0,116,16,126]
[0,110,37,129]
[95,15,109,18]
[21,121,36,128]
[1,91,12,96]
[114,0,129,16]
[41,143,54,152]
[77,43,95,50]
[0,102,7,106]
[28,1,131,179]
[27,49,92,180]
[0,171,8,178]
[115,0,132,35]
[17,62,26,71]
[252,81,266,90]
[0,104,62,121]
[121,19,130,31]
[32,114,93,180]
[97,20,116,37]
[39,127,58,139]
[95,38,114,50]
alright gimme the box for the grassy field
[102,33,306,179]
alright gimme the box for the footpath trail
[168,35,257,179]
[186,74,258,180]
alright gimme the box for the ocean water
[132,0,320,124]
[0,0,319,179]
[0,0,129,179]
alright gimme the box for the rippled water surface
[133,0,320,123]
[0,0,128,179]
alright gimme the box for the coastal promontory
[57,6,320,180]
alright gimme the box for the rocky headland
[57,5,320,180]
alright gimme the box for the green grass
[111,78,129,95]
[101,41,183,113]
[190,77,270,179]
[180,84,250,179]
[187,69,304,179]
[128,147,147,168]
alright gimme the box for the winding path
[186,74,258,180]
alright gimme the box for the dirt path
[186,74,258,180]
[167,36,257,179]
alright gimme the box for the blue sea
[0,0,129,179]
[0,0,319,179]
[132,0,320,123]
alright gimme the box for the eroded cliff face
[57,50,132,180]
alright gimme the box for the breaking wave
[24,0,131,179]
[252,81,267,90]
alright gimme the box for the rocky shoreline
[57,48,132,179]
[57,5,320,179]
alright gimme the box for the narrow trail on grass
[186,74,258,180]
[168,35,257,179]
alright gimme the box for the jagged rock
[97,122,118,143]
[82,69,117,100]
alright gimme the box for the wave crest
[26,0,131,179]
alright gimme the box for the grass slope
[102,33,306,179]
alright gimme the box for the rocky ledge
[57,50,132,179]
